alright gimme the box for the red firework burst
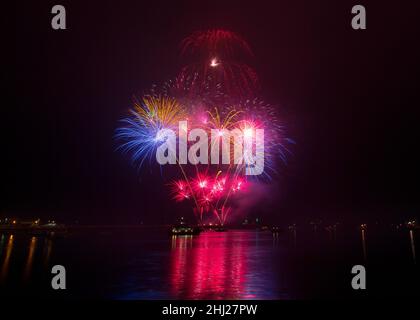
[170,172,247,225]
[180,29,253,59]
[179,29,259,97]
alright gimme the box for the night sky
[4,1,420,224]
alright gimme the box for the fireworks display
[116,29,293,225]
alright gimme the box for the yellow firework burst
[206,107,241,130]
[133,95,187,128]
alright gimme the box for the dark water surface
[0,227,418,299]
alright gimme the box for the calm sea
[0,226,418,299]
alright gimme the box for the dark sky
[4,1,420,224]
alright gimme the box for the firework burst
[179,29,259,97]
[170,172,247,224]
[180,29,253,59]
[115,96,186,169]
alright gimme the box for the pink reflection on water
[170,231,256,299]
